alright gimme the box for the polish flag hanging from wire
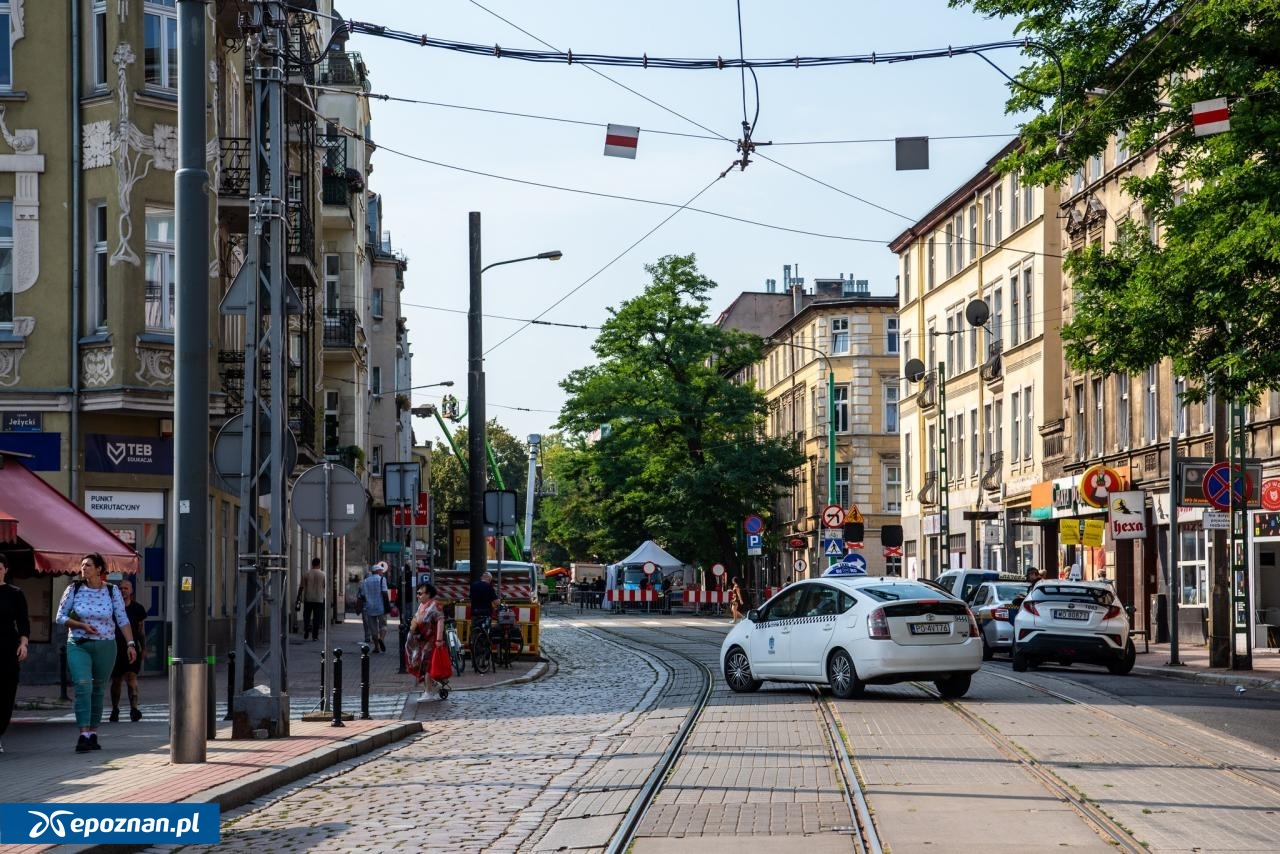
[1192,98,1230,136]
[604,124,640,159]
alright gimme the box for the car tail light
[1103,605,1122,620]
[992,607,1010,621]
[1022,601,1041,617]
[868,607,891,640]
[966,612,980,637]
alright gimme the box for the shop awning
[0,454,140,574]
[0,509,17,543]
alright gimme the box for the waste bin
[1151,592,1169,644]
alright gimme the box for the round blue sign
[743,514,764,535]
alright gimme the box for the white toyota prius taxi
[720,566,983,699]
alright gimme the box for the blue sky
[346,1,1028,445]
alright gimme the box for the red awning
[0,456,140,574]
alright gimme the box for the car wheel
[826,648,865,699]
[1011,647,1029,673]
[935,673,972,699]
[1107,639,1136,675]
[981,631,994,662]
[724,646,762,693]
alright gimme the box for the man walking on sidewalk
[360,562,390,653]
[298,557,325,641]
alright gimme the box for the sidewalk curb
[1134,664,1280,693]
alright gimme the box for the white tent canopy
[617,539,684,569]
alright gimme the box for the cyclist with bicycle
[468,572,499,674]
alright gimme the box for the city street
[6,604,1280,853]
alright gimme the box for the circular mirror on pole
[965,298,991,329]
[904,358,927,383]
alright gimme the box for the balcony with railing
[981,451,1004,495]
[917,371,937,411]
[980,341,1003,385]
[288,201,314,258]
[317,51,369,89]
[918,470,939,506]
[324,309,359,348]
[321,135,349,205]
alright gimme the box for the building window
[991,287,1003,350]
[1092,378,1104,455]
[324,253,340,310]
[833,385,849,433]
[994,185,1004,244]
[91,1,108,89]
[883,463,902,513]
[970,406,979,476]
[1023,180,1034,223]
[830,316,849,355]
[968,204,978,263]
[144,208,175,330]
[954,411,965,479]
[1022,266,1034,341]
[835,465,850,508]
[324,389,340,454]
[1010,172,1021,232]
[1070,169,1084,195]
[884,384,899,433]
[1023,386,1034,460]
[903,249,911,302]
[1115,129,1129,164]
[1144,365,1159,443]
[944,223,954,278]
[982,192,993,252]
[886,316,899,354]
[1009,271,1021,347]
[1011,390,1022,461]
[371,445,382,476]
[953,213,964,272]
[1117,374,1131,450]
[371,287,384,318]
[926,236,936,291]
[144,0,178,90]
[371,366,382,396]
[995,399,1004,454]
[1073,384,1086,460]
[90,202,108,328]
[0,200,12,324]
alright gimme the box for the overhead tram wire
[307,82,1019,147]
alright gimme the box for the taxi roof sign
[823,561,867,577]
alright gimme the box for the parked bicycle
[469,616,494,675]
[469,607,522,673]
[444,618,464,677]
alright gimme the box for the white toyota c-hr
[720,570,983,699]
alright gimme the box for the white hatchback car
[720,574,983,699]
[1011,580,1135,674]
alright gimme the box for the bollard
[397,614,408,674]
[224,650,235,720]
[319,646,327,704]
[330,647,345,727]
[359,643,371,720]
[59,644,69,701]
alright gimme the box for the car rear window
[1029,584,1114,606]
[995,583,1029,600]
[861,582,955,602]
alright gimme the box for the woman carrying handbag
[406,582,450,701]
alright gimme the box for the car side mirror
[746,609,760,623]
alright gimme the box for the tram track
[582,619,883,854]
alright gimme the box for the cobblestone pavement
[156,614,671,853]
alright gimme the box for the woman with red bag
[406,582,451,700]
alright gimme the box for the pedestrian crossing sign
[823,538,844,556]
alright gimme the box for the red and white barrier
[605,589,657,604]
[684,590,731,605]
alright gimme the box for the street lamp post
[769,338,836,568]
[467,211,561,585]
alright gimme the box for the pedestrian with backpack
[54,553,138,753]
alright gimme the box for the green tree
[426,420,530,567]
[556,254,804,573]
[952,0,1280,402]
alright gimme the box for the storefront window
[1178,528,1209,606]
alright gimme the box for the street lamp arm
[480,250,562,275]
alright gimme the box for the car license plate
[1053,609,1090,621]
[910,622,951,635]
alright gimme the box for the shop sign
[1079,465,1123,509]
[85,490,165,521]
[0,431,60,470]
[922,513,942,536]
[1052,480,1077,511]
[85,434,174,475]
[2,411,42,432]
[1082,518,1106,546]
[1107,491,1147,540]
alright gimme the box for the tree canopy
[427,420,529,567]
[551,255,804,571]
[953,0,1280,402]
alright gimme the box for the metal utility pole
[1210,395,1230,667]
[225,0,295,737]
[171,0,210,764]
[468,213,487,585]
[523,435,540,561]
[937,362,950,571]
